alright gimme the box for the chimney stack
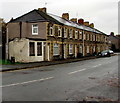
[38,7,47,13]
[78,19,84,24]
[89,23,94,28]
[62,13,69,20]
[70,18,77,23]
[84,22,89,26]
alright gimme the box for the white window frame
[58,27,62,37]
[69,44,73,54]
[79,31,82,39]
[32,24,38,35]
[53,43,59,56]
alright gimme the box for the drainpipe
[6,27,9,60]
[61,26,64,59]
[82,29,85,56]
[19,22,22,39]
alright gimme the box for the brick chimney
[62,13,69,20]
[78,19,84,24]
[38,7,47,13]
[89,23,94,28]
[70,18,77,23]
[84,22,89,26]
[110,32,114,36]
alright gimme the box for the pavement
[1,56,97,72]
[1,53,119,72]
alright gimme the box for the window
[37,42,42,56]
[79,31,82,39]
[93,35,95,41]
[50,27,53,36]
[69,29,72,38]
[79,45,82,53]
[69,44,73,54]
[58,27,61,37]
[54,26,58,36]
[84,34,86,40]
[64,27,67,38]
[29,42,35,56]
[32,24,38,35]
[53,43,59,56]
[90,34,92,41]
[87,34,89,40]
[75,31,78,39]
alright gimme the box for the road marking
[68,68,86,75]
[93,64,102,68]
[1,77,54,88]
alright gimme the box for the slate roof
[48,13,106,35]
[108,35,120,39]
[10,9,106,35]
[9,9,62,25]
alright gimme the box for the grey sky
[0,0,119,35]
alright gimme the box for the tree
[0,18,7,59]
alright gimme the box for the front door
[64,44,66,59]
[47,45,50,61]
[75,45,77,58]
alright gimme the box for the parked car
[100,50,114,57]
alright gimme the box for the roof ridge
[8,9,37,23]
[36,10,62,25]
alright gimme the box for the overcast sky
[0,0,119,35]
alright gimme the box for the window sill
[32,34,38,35]
[53,55,60,57]
[48,35,54,36]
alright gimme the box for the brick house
[108,34,120,52]
[6,8,109,63]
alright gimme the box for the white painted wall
[9,38,44,63]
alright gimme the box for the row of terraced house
[6,8,109,63]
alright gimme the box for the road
[2,55,119,101]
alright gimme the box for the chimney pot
[38,7,47,13]
[89,23,94,28]
[70,18,77,23]
[62,13,69,20]
[78,19,84,24]
[84,21,89,26]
